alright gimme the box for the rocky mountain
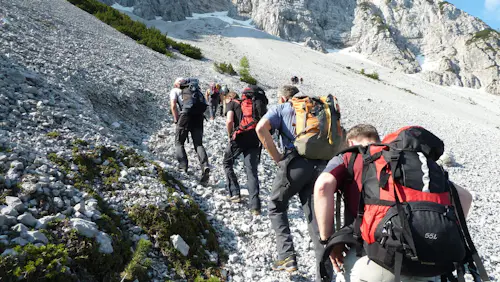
[105,0,500,95]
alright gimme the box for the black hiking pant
[223,141,261,211]
[268,149,332,282]
[175,113,208,171]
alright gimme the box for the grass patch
[66,0,202,59]
[214,62,237,75]
[121,239,152,282]
[466,28,500,45]
[129,200,226,281]
[360,68,380,80]
[0,243,71,281]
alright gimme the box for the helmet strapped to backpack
[319,126,489,282]
[231,85,268,140]
[291,94,344,160]
[180,78,207,115]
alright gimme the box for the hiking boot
[251,209,261,216]
[200,167,210,186]
[272,255,298,272]
[229,195,241,203]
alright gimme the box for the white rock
[17,212,38,227]
[1,205,19,217]
[10,160,24,171]
[5,196,24,212]
[70,218,98,238]
[11,223,28,234]
[54,197,64,208]
[170,234,190,256]
[111,122,121,128]
[74,202,85,213]
[11,237,29,246]
[96,232,114,254]
[21,182,37,194]
[36,215,56,229]
[26,230,49,244]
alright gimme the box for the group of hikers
[168,77,489,282]
[291,75,303,84]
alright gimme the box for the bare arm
[226,110,234,140]
[256,118,282,163]
[314,172,338,241]
[170,99,179,123]
[453,182,473,218]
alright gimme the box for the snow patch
[111,3,134,13]
[155,16,162,20]
[186,11,255,28]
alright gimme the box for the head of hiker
[277,85,299,104]
[345,124,380,146]
[173,77,184,88]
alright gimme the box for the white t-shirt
[170,88,182,107]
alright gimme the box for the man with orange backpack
[223,86,268,215]
[256,85,345,281]
[314,125,489,282]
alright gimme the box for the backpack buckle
[363,155,373,164]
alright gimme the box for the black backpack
[231,85,268,139]
[180,78,207,115]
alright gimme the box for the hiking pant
[336,248,439,282]
[223,141,261,210]
[268,150,331,282]
[175,113,208,171]
[208,97,220,119]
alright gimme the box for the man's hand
[330,244,348,273]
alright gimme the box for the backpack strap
[449,180,490,281]
[336,152,357,231]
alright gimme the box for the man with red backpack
[314,125,489,282]
[223,86,268,215]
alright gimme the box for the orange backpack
[291,94,344,160]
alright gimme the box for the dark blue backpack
[180,78,207,115]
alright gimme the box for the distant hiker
[300,77,303,84]
[223,86,268,215]
[256,85,345,280]
[206,83,221,120]
[291,76,299,84]
[170,77,211,185]
[314,125,489,282]
[220,84,230,116]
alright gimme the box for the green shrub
[238,56,258,85]
[360,69,380,80]
[121,239,152,282]
[466,28,500,45]
[46,131,60,138]
[0,244,71,281]
[67,0,203,59]
[214,62,237,75]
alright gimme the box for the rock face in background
[98,0,500,94]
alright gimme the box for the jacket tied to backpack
[320,126,489,282]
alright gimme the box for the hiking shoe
[199,167,210,186]
[272,256,298,272]
[251,209,261,216]
[230,195,241,203]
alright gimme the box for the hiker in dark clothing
[223,89,267,215]
[170,78,210,185]
[206,83,221,120]
[256,85,333,281]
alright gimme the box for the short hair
[346,124,380,143]
[227,91,239,99]
[278,85,299,99]
[173,77,184,86]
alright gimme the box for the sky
[447,0,500,29]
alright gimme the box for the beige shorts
[335,248,439,282]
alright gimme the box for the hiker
[223,87,268,215]
[256,85,344,281]
[220,84,230,116]
[170,77,210,185]
[223,91,239,116]
[206,83,221,120]
[314,125,488,282]
[300,77,303,84]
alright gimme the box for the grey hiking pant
[223,141,261,210]
[175,113,208,171]
[268,149,332,282]
[208,97,220,119]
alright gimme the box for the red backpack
[320,126,489,282]
[231,86,268,140]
